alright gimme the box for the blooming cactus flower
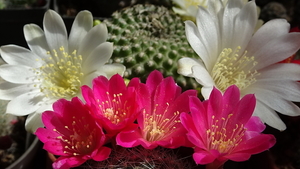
[180,85,276,168]
[116,70,198,149]
[81,74,141,137]
[0,10,125,133]
[177,0,300,130]
[35,97,111,169]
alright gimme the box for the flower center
[33,46,84,100]
[98,92,129,124]
[206,114,246,153]
[142,103,181,142]
[185,0,207,8]
[55,116,96,156]
[211,46,259,92]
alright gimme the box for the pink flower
[81,74,141,137]
[180,85,276,168]
[116,70,198,149]
[35,98,111,169]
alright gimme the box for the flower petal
[92,146,111,161]
[78,23,108,58]
[95,63,126,78]
[116,129,141,148]
[82,42,113,74]
[177,57,203,77]
[25,112,45,133]
[0,82,38,100]
[254,101,286,131]
[0,64,37,83]
[253,33,300,70]
[191,65,215,87]
[252,88,300,116]
[43,10,68,52]
[193,149,216,165]
[24,24,50,58]
[0,45,44,68]
[68,10,93,52]
[247,19,290,55]
[185,20,210,67]
[6,91,45,116]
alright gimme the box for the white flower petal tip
[179,0,300,130]
[0,9,123,133]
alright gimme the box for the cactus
[81,146,193,169]
[104,4,200,91]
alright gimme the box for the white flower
[178,0,300,130]
[0,10,125,133]
[172,0,208,21]
[172,0,247,21]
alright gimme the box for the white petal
[177,57,203,77]
[257,63,300,81]
[24,24,50,58]
[0,65,37,83]
[78,23,108,59]
[254,101,286,131]
[252,88,300,116]
[247,19,290,55]
[96,63,126,78]
[0,45,44,68]
[185,21,210,68]
[253,33,300,70]
[0,82,39,100]
[231,1,257,53]
[6,92,45,116]
[68,10,93,52]
[25,112,44,133]
[219,0,243,49]
[201,86,214,100]
[82,42,113,74]
[195,6,220,67]
[43,10,68,52]
[191,65,215,87]
[249,80,300,102]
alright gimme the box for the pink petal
[152,77,179,115]
[53,156,86,169]
[35,127,59,143]
[230,93,256,125]
[189,96,209,134]
[108,73,127,94]
[207,87,224,122]
[180,112,206,148]
[224,152,252,162]
[193,149,217,165]
[116,128,141,148]
[245,116,266,133]
[92,146,111,161]
[234,134,276,155]
[145,70,164,93]
[43,141,65,156]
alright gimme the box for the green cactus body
[104,4,200,91]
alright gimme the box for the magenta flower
[35,97,111,169]
[116,70,198,149]
[81,74,141,137]
[180,85,276,169]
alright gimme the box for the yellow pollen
[206,113,246,153]
[143,103,181,142]
[212,46,259,92]
[33,46,84,100]
[98,92,129,124]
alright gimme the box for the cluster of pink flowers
[35,70,276,169]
